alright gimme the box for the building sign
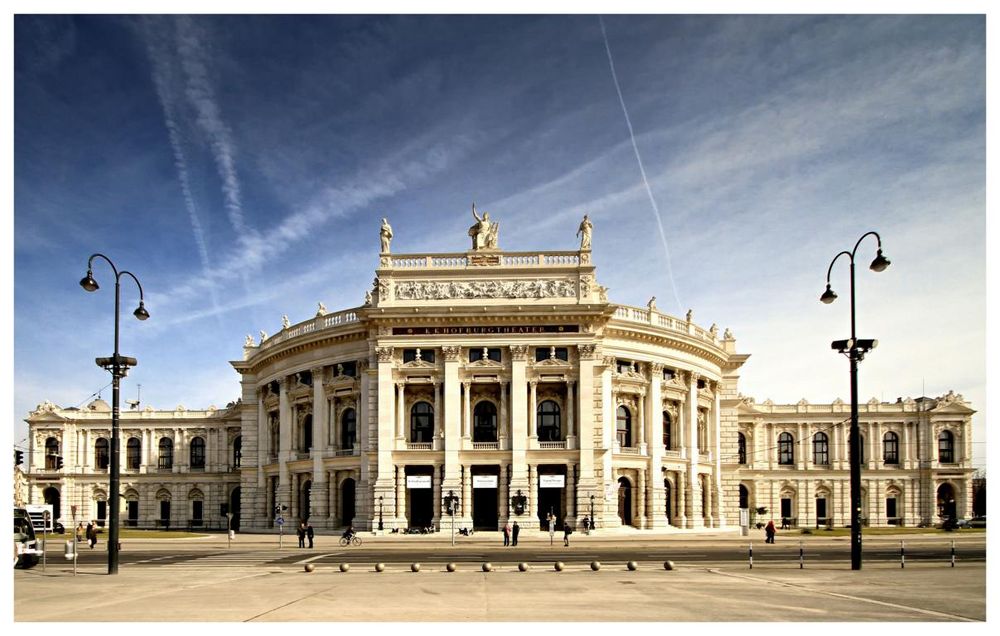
[472,475,498,489]
[406,475,432,489]
[393,325,579,336]
[539,475,565,488]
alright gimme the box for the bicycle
[339,535,362,547]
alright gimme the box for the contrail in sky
[599,16,683,314]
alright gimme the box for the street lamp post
[590,494,595,533]
[821,232,890,571]
[444,490,459,546]
[80,254,149,575]
[378,495,384,531]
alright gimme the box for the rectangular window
[402,349,434,364]
[886,497,897,519]
[469,347,501,363]
[617,359,633,374]
[663,368,675,381]
[816,498,828,522]
[535,347,568,362]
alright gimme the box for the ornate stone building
[22,212,976,532]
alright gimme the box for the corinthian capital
[442,345,462,361]
[375,347,394,363]
[577,343,598,360]
[509,345,529,360]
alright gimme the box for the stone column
[637,388,646,448]
[375,347,396,495]
[528,463,537,522]
[499,462,510,526]
[528,380,538,441]
[310,367,329,524]
[566,381,575,438]
[637,469,647,529]
[396,381,406,439]
[433,381,442,449]
[688,373,700,527]
[461,464,472,527]
[462,381,472,439]
[713,385,724,527]
[509,345,529,493]
[396,466,407,527]
[565,467,576,523]
[499,381,509,449]
[442,346,462,489]
[677,471,687,527]
[433,465,443,527]
[648,363,666,527]
[576,345,597,508]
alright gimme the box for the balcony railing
[617,446,640,455]
[538,441,566,450]
[406,442,432,451]
[472,442,499,450]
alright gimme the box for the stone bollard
[590,561,601,571]
[411,563,421,572]
[627,561,638,571]
[374,562,385,572]
[482,562,493,572]
[304,563,315,572]
[518,562,529,572]
[339,563,350,572]
[554,561,564,571]
[446,562,457,572]
[663,560,675,571]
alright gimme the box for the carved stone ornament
[394,278,576,301]
[579,275,593,296]
[378,279,391,302]
[375,347,394,363]
[509,345,529,360]
[650,362,664,374]
[442,345,462,361]
[244,334,255,347]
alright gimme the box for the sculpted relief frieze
[394,278,576,301]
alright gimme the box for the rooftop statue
[577,214,593,250]
[468,203,499,250]
[380,217,393,253]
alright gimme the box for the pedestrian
[765,519,776,544]
[75,523,84,543]
[563,521,572,547]
[781,517,789,530]
[511,520,520,547]
[297,522,306,548]
[86,521,97,549]
[306,522,314,548]
[581,515,590,535]
[502,521,511,546]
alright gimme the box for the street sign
[276,517,285,526]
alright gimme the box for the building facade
[22,216,976,532]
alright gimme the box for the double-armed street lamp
[378,495,384,531]
[820,232,890,571]
[80,254,149,575]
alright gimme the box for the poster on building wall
[539,475,565,488]
[472,475,498,489]
[406,475,432,489]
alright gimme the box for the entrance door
[127,500,139,527]
[816,498,828,524]
[42,487,61,522]
[159,500,170,528]
[230,487,241,531]
[408,488,433,528]
[537,485,563,530]
[473,487,498,530]
[341,479,356,526]
[617,477,632,526]
[97,500,107,527]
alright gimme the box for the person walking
[306,522,315,548]
[502,521,511,546]
[581,515,590,535]
[511,520,520,547]
[86,522,97,549]
[297,522,306,548]
[75,523,84,543]
[563,521,572,547]
[765,519,776,544]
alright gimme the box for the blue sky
[11,14,987,466]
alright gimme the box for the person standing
[86,522,97,549]
[563,521,572,547]
[75,523,84,543]
[297,522,306,548]
[765,520,776,544]
[306,522,315,548]
[502,521,511,546]
[511,520,520,547]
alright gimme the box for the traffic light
[14,449,23,466]
[55,456,64,470]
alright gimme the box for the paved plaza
[13,531,987,622]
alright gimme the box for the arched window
[474,401,498,442]
[269,415,279,456]
[536,400,561,442]
[341,409,357,450]
[813,432,829,465]
[616,406,632,447]
[737,433,747,465]
[410,402,434,443]
[778,432,794,465]
[938,430,955,463]
[45,437,59,470]
[663,412,672,450]
[158,438,174,469]
[126,438,141,470]
[190,436,206,469]
[232,436,242,468]
[883,432,899,465]
[95,438,110,470]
